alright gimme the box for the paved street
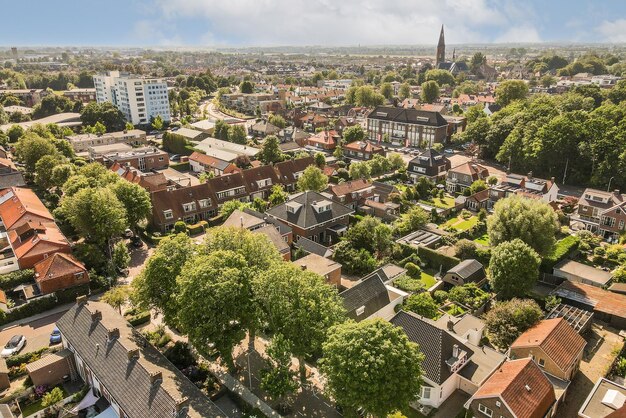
[0,310,66,355]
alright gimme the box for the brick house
[110,162,175,193]
[8,222,72,269]
[189,152,236,177]
[207,173,249,207]
[446,162,489,194]
[576,188,626,240]
[275,156,315,191]
[509,318,586,382]
[293,253,342,286]
[366,106,449,147]
[34,253,89,295]
[304,130,339,151]
[150,183,218,232]
[241,165,280,200]
[102,147,169,172]
[327,179,375,210]
[465,358,557,418]
[265,191,353,245]
[489,172,559,206]
[407,149,451,182]
[343,141,385,161]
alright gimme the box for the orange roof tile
[34,253,86,282]
[0,187,54,230]
[473,358,555,418]
[511,318,586,372]
[8,222,70,260]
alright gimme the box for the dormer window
[198,199,211,209]
[356,306,365,316]
[183,202,196,212]
[163,210,173,220]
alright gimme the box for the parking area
[0,310,67,356]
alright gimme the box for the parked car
[50,328,62,345]
[170,154,181,162]
[1,335,26,357]
[444,148,454,154]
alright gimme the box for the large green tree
[297,165,328,192]
[343,216,393,258]
[495,80,529,106]
[420,80,440,103]
[254,262,346,381]
[320,319,424,418]
[14,132,58,171]
[80,102,126,132]
[260,135,282,164]
[489,239,540,299]
[110,181,152,232]
[487,195,559,256]
[485,298,543,348]
[342,125,365,143]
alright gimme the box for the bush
[127,310,151,326]
[433,290,449,304]
[0,296,58,326]
[144,325,172,348]
[56,283,90,303]
[541,235,580,272]
[165,341,196,369]
[6,347,51,368]
[393,275,424,293]
[415,245,460,271]
[173,221,187,234]
[187,221,208,235]
[404,262,421,279]
[170,162,191,171]
[0,269,35,290]
[404,292,439,319]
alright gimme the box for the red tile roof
[473,358,555,418]
[0,187,55,230]
[189,152,226,169]
[449,162,489,178]
[343,140,383,153]
[329,179,372,197]
[511,318,586,372]
[307,130,338,146]
[34,253,86,282]
[8,222,70,261]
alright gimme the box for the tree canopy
[297,165,328,192]
[489,239,540,299]
[485,298,543,349]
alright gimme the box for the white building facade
[93,71,170,126]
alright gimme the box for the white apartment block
[93,71,171,126]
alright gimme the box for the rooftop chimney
[91,310,102,323]
[527,171,533,179]
[107,328,120,341]
[127,348,140,361]
[614,189,621,196]
[149,371,163,385]
[525,385,531,392]
[447,320,455,332]
[76,295,88,305]
[175,397,190,414]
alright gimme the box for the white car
[1,335,26,357]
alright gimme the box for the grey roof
[265,191,354,229]
[390,311,473,385]
[367,106,448,127]
[340,275,391,321]
[0,404,14,418]
[0,172,25,188]
[242,207,292,235]
[293,237,333,257]
[56,301,226,418]
[408,149,451,176]
[445,259,485,283]
[362,264,406,285]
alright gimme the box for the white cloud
[598,19,626,43]
[133,20,183,46]
[494,25,542,43]
[145,0,541,46]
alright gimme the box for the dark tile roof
[367,106,448,127]
[274,157,315,185]
[151,183,217,225]
[408,149,451,177]
[207,172,246,194]
[446,259,485,283]
[293,237,332,257]
[265,191,354,229]
[56,301,226,418]
[340,275,391,321]
[242,207,292,235]
[390,311,473,385]
[241,165,280,194]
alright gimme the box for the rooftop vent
[602,389,626,410]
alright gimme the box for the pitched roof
[265,191,354,229]
[343,140,383,153]
[151,183,217,225]
[241,165,280,193]
[189,152,231,171]
[251,121,280,135]
[511,318,586,372]
[367,106,448,127]
[275,157,315,184]
[472,358,556,418]
[363,264,407,284]
[8,222,70,260]
[207,172,246,195]
[446,259,485,283]
[222,209,266,230]
[252,225,290,254]
[553,281,626,320]
[0,187,55,230]
[56,301,226,418]
[34,253,86,282]
[328,179,372,197]
[293,237,333,258]
[293,253,341,277]
[340,274,391,321]
[390,310,474,385]
[554,259,613,285]
[449,162,489,178]
[306,130,337,146]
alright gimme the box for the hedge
[187,221,208,235]
[0,295,58,326]
[56,283,91,303]
[138,228,165,245]
[541,235,580,272]
[0,269,35,290]
[170,162,190,172]
[415,245,460,272]
[127,311,151,327]
[6,347,52,368]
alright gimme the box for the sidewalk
[1,302,74,330]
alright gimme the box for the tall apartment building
[93,71,170,126]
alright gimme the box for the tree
[320,319,424,418]
[342,125,365,143]
[489,239,540,299]
[239,80,254,94]
[255,262,346,381]
[93,121,107,135]
[214,119,230,140]
[344,216,393,258]
[260,334,299,409]
[399,83,411,100]
[404,292,439,319]
[32,94,77,119]
[297,165,328,192]
[268,184,288,207]
[60,187,128,247]
[268,114,286,129]
[495,80,528,106]
[51,164,74,188]
[125,121,134,131]
[177,250,250,370]
[455,239,478,259]
[133,234,193,325]
[110,181,152,232]
[80,102,126,132]
[7,125,24,143]
[468,180,487,195]
[425,69,456,86]
[380,82,393,100]
[101,285,130,314]
[314,152,326,168]
[34,154,66,189]
[14,132,58,171]
[485,298,543,348]
[229,124,247,144]
[41,387,65,408]
[388,152,405,170]
[332,241,377,275]
[393,206,429,236]
[112,241,131,270]
[151,115,164,131]
[420,81,440,103]
[349,161,371,180]
[219,200,251,219]
[470,53,487,74]
[260,135,282,164]
[488,195,559,255]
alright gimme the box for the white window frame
[163,210,173,220]
[478,403,493,417]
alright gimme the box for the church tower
[436,25,445,65]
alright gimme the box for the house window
[356,306,365,316]
[419,387,431,400]
[478,404,493,417]
[538,358,545,367]
[199,199,211,209]
[163,210,173,219]
[183,202,196,212]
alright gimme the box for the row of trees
[133,228,424,416]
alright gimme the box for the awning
[70,390,99,413]
[94,406,117,418]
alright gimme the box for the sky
[3,0,626,47]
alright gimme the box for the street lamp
[607,177,615,192]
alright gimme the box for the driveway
[0,310,66,355]
[558,323,624,417]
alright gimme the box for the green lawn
[420,196,456,209]
[442,215,478,232]
[474,233,490,246]
[445,303,467,316]
[420,271,437,288]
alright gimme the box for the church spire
[436,25,446,66]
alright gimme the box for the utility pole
[562,158,569,185]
